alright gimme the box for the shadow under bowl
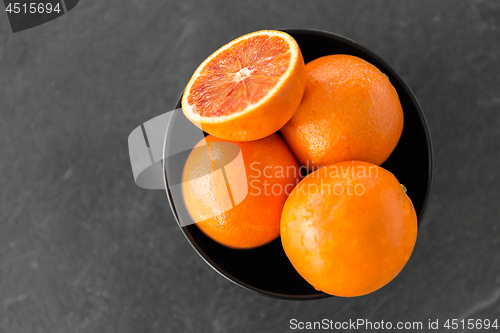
[163,29,433,300]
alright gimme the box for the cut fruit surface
[182,30,306,141]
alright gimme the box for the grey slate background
[1,0,499,332]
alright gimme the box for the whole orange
[280,54,404,170]
[280,160,417,297]
[182,134,300,249]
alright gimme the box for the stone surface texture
[0,1,499,332]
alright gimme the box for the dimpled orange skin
[280,54,404,170]
[280,161,417,297]
[182,134,300,249]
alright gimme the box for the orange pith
[182,30,306,141]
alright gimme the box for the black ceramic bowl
[163,29,433,300]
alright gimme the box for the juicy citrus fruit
[182,134,300,249]
[281,54,403,170]
[280,160,417,297]
[182,30,306,141]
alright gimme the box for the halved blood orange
[181,30,306,141]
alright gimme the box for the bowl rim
[163,28,434,300]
